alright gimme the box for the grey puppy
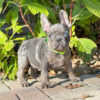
[17,10,80,88]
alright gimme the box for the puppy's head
[41,10,71,51]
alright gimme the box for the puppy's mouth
[54,45,66,51]
[48,42,66,52]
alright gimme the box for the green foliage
[46,7,56,22]
[4,41,14,51]
[11,7,19,25]
[71,0,99,60]
[72,0,100,26]
[34,20,47,37]
[0,31,7,44]
[70,26,97,62]
[73,8,92,21]
[0,0,4,13]
[54,0,61,5]
[76,15,99,27]
[28,2,49,16]
[76,38,97,62]
[0,18,6,27]
[83,0,100,18]
[0,30,25,80]
[70,37,97,62]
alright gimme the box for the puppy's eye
[64,32,68,37]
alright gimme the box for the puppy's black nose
[56,38,62,42]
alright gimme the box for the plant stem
[17,0,35,37]
[63,0,66,11]
[19,5,35,37]
[70,0,73,37]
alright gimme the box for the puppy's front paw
[70,76,80,82]
[41,81,50,89]
[18,80,29,87]
[22,81,29,87]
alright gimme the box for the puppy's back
[18,38,47,69]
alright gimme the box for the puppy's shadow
[28,72,69,87]
[28,71,96,88]
[29,80,38,86]
[49,72,70,88]
[50,79,69,88]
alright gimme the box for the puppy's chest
[48,54,65,68]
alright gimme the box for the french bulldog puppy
[17,10,80,88]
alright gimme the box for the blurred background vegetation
[0,0,100,80]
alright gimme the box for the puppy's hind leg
[17,54,29,87]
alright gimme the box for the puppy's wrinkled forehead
[49,24,65,34]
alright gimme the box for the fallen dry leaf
[82,94,91,99]
[74,84,81,88]
[62,68,67,73]
[65,83,82,89]
[72,58,80,69]
[28,76,33,79]
[65,83,74,89]
[0,72,4,76]
[92,65,100,69]
[49,70,56,76]
[75,72,81,77]
[96,75,100,78]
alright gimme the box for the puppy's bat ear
[59,10,71,28]
[40,14,51,33]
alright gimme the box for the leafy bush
[0,0,99,80]
[70,26,97,62]
[0,30,26,80]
